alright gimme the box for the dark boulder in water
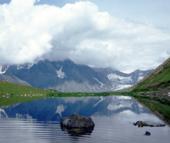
[60,114,95,136]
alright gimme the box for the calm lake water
[0,96,170,143]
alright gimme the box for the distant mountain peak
[0,59,152,92]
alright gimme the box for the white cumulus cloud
[0,0,170,72]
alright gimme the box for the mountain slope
[5,60,111,91]
[0,74,30,86]
[133,58,170,92]
[95,68,151,90]
[1,60,151,92]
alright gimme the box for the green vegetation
[133,58,170,92]
[0,81,53,106]
[47,91,128,97]
[0,81,49,96]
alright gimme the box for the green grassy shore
[0,81,127,107]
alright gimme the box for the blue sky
[0,0,170,72]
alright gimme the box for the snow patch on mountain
[17,63,34,70]
[138,75,145,81]
[113,84,132,91]
[93,77,104,87]
[107,73,120,80]
[56,67,65,79]
[0,65,8,75]
[107,73,132,83]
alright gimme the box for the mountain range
[0,59,151,92]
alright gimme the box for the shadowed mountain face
[1,60,151,92]
[0,75,30,86]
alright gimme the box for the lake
[0,96,170,143]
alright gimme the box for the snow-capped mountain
[0,60,151,92]
[93,67,151,91]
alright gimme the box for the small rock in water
[145,131,151,136]
[133,121,165,127]
[60,114,95,136]
[133,121,146,127]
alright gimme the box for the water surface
[0,96,169,143]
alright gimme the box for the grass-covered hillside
[133,58,170,92]
[0,81,49,96]
[0,81,53,106]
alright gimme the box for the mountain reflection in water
[0,96,169,143]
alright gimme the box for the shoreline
[1,91,170,125]
[133,94,170,125]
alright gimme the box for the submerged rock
[133,121,165,127]
[60,114,95,135]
